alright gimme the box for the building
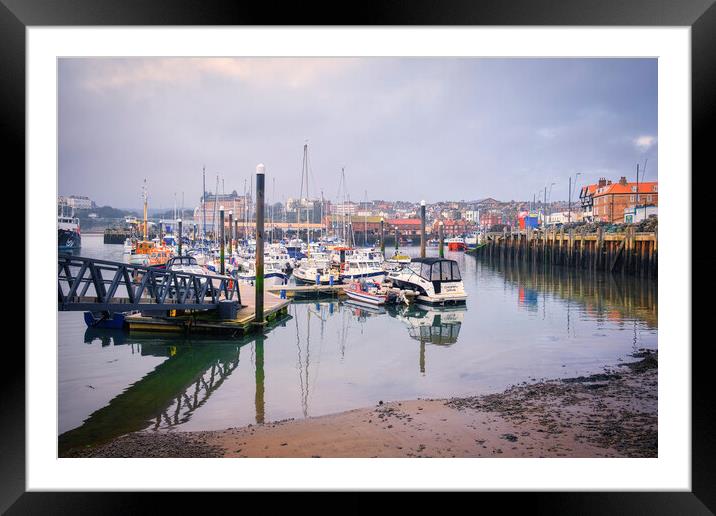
[589,177,658,223]
[386,218,423,237]
[624,205,658,223]
[464,210,480,223]
[479,210,502,229]
[193,191,249,231]
[432,219,474,236]
[579,180,607,221]
[332,202,358,217]
[545,211,583,226]
[59,195,93,210]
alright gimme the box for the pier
[476,227,657,278]
[58,254,290,335]
[125,283,289,335]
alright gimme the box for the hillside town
[62,174,658,241]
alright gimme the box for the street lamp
[568,173,581,224]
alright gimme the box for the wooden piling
[255,164,265,323]
[177,218,183,256]
[380,217,385,257]
[420,200,426,258]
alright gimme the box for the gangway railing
[58,254,241,312]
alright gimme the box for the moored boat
[446,237,466,251]
[387,257,467,305]
[58,214,81,250]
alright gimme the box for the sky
[58,57,657,210]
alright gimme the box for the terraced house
[581,177,658,223]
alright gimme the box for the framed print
[4,0,712,512]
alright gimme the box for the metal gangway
[58,254,241,312]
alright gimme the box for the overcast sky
[59,57,657,210]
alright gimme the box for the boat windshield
[413,259,462,281]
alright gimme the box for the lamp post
[228,210,233,253]
[568,173,581,224]
[438,221,444,258]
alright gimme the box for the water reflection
[60,240,659,452]
[388,304,465,346]
[482,255,657,329]
[60,319,289,455]
[385,304,466,375]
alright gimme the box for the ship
[58,206,81,250]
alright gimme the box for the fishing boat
[446,236,466,251]
[58,208,81,250]
[128,180,174,267]
[387,257,467,305]
[464,234,478,250]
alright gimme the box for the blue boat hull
[83,311,127,329]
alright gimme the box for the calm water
[58,234,657,451]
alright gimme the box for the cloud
[77,58,356,92]
[633,135,657,152]
[537,127,558,139]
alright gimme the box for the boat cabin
[166,255,198,268]
[407,257,462,292]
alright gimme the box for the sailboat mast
[213,175,219,244]
[142,179,148,241]
[202,166,206,240]
[364,189,367,247]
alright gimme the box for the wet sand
[62,351,657,458]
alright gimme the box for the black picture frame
[4,0,711,512]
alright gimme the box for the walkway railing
[58,254,241,312]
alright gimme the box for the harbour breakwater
[477,227,657,278]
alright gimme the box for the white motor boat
[339,255,387,282]
[233,259,288,286]
[387,257,467,305]
[292,256,340,285]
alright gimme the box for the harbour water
[58,234,657,451]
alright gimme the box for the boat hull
[235,272,287,286]
[447,242,466,251]
[339,271,386,282]
[344,289,387,306]
[58,229,81,250]
[83,311,128,329]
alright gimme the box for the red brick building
[590,177,658,223]
[431,219,475,236]
[386,218,423,237]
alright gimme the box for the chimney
[619,176,628,186]
[598,177,607,188]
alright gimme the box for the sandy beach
[62,350,657,459]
